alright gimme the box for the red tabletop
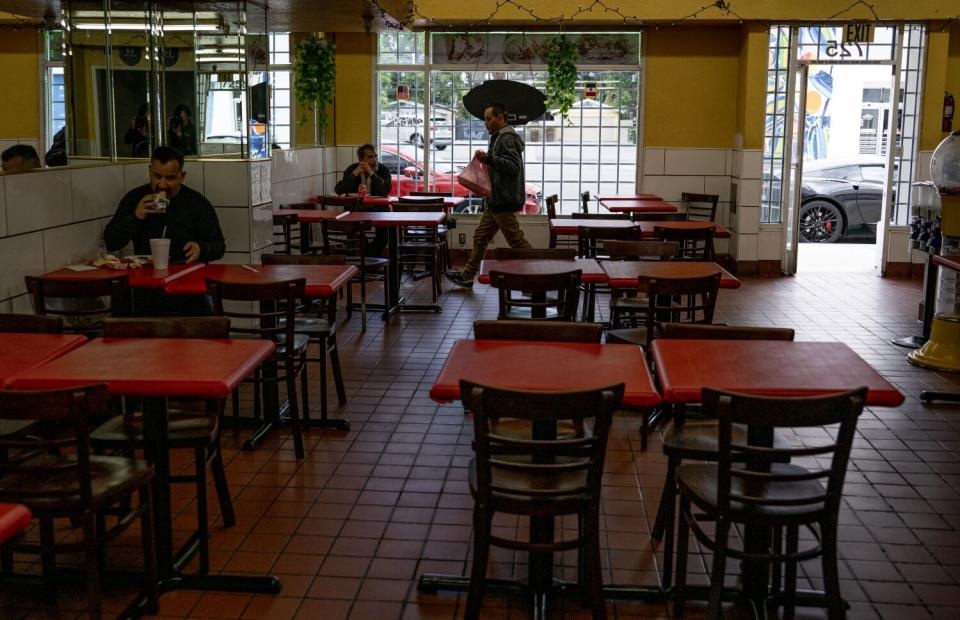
[163,263,358,297]
[549,218,639,235]
[650,340,905,407]
[273,209,345,223]
[596,194,663,202]
[430,340,661,408]
[603,200,679,214]
[338,211,447,227]
[9,338,275,400]
[639,220,732,239]
[40,263,205,289]
[602,261,740,289]
[0,504,32,544]
[478,258,608,284]
[0,333,89,388]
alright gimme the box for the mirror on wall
[60,0,269,164]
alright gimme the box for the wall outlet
[458,233,467,246]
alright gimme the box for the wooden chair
[681,191,719,222]
[604,241,678,330]
[25,275,129,336]
[490,270,582,321]
[493,248,578,260]
[0,385,158,620]
[409,191,449,197]
[673,387,867,620]
[318,195,362,210]
[631,211,687,222]
[207,278,309,459]
[545,195,577,250]
[473,319,603,343]
[650,324,795,591]
[393,202,447,301]
[653,225,716,261]
[320,218,389,332]
[89,317,235,575]
[571,212,632,220]
[272,212,300,255]
[576,224,641,259]
[0,314,64,333]
[261,254,348,425]
[461,380,624,620]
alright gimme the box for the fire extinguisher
[945,92,955,132]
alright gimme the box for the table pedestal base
[120,573,282,619]
[243,403,350,452]
[893,334,926,348]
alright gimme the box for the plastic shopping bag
[457,158,491,197]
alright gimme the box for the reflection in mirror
[61,0,270,164]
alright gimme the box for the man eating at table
[103,146,225,315]
[334,143,391,255]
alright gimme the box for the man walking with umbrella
[446,102,531,289]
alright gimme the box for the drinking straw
[161,225,167,239]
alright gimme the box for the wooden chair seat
[606,327,649,346]
[663,421,792,461]
[469,458,589,509]
[488,418,584,441]
[91,410,218,448]
[678,463,826,523]
[0,454,153,514]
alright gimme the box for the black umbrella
[462,80,547,125]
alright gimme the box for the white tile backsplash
[203,161,250,206]
[641,175,705,201]
[251,203,273,253]
[0,176,5,237]
[216,207,251,252]
[738,205,760,235]
[757,229,782,261]
[703,176,732,202]
[739,179,762,207]
[71,165,124,222]
[741,150,763,180]
[43,220,101,271]
[664,149,727,176]
[123,163,147,193]
[4,169,72,235]
[643,148,665,175]
[0,232,44,300]
[737,233,758,261]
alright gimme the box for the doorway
[764,25,926,276]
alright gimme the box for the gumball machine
[910,131,960,370]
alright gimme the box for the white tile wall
[641,176,705,201]
[0,231,44,300]
[886,227,912,263]
[42,220,102,270]
[643,148,665,175]
[704,176,732,202]
[203,161,250,206]
[737,233,758,261]
[4,168,72,235]
[251,203,273,253]
[184,161,205,193]
[123,163,147,193]
[738,205,760,235]
[216,207,251,252]
[917,151,933,182]
[757,229,782,261]
[71,166,124,222]
[0,176,5,238]
[664,149,727,176]
[741,150,763,180]
[739,179,762,207]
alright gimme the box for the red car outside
[378,145,542,214]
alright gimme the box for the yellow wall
[643,26,740,148]
[737,24,769,150]
[0,29,40,139]
[332,32,376,146]
[947,24,960,137]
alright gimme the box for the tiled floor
[4,270,960,620]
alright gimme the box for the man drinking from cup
[104,146,225,315]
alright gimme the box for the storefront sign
[432,32,640,67]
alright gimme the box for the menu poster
[432,33,640,67]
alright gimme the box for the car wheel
[799,200,844,243]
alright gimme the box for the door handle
[851,184,859,190]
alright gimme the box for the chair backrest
[319,195,362,210]
[272,212,299,255]
[278,202,318,210]
[321,217,373,260]
[653,225,716,261]
[103,316,230,339]
[545,194,559,219]
[493,248,578,260]
[462,380,624,511]
[603,240,677,261]
[580,191,591,214]
[572,212,631,220]
[660,323,795,341]
[25,275,130,335]
[0,313,63,333]
[0,384,110,507]
[577,225,642,258]
[473,319,603,343]
[681,192,719,222]
[631,212,687,222]
[489,270,582,322]
[261,253,346,266]
[206,278,304,355]
[397,197,445,207]
[704,387,867,523]
[635,273,720,345]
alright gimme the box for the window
[860,165,886,183]
[269,34,292,148]
[821,166,861,181]
[43,31,66,154]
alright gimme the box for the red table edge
[603,203,679,213]
[595,195,663,201]
[428,383,660,408]
[8,339,277,400]
[661,386,904,408]
[0,334,89,389]
[605,276,740,290]
[0,504,32,544]
[163,264,359,297]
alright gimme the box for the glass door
[781,60,807,275]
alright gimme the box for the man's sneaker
[444,271,474,289]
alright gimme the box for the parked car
[378,145,542,214]
[798,157,889,243]
[380,114,451,150]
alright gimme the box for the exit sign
[842,23,875,44]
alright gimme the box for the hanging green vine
[543,35,579,121]
[293,35,336,129]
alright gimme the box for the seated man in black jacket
[334,143,391,255]
[104,146,225,315]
